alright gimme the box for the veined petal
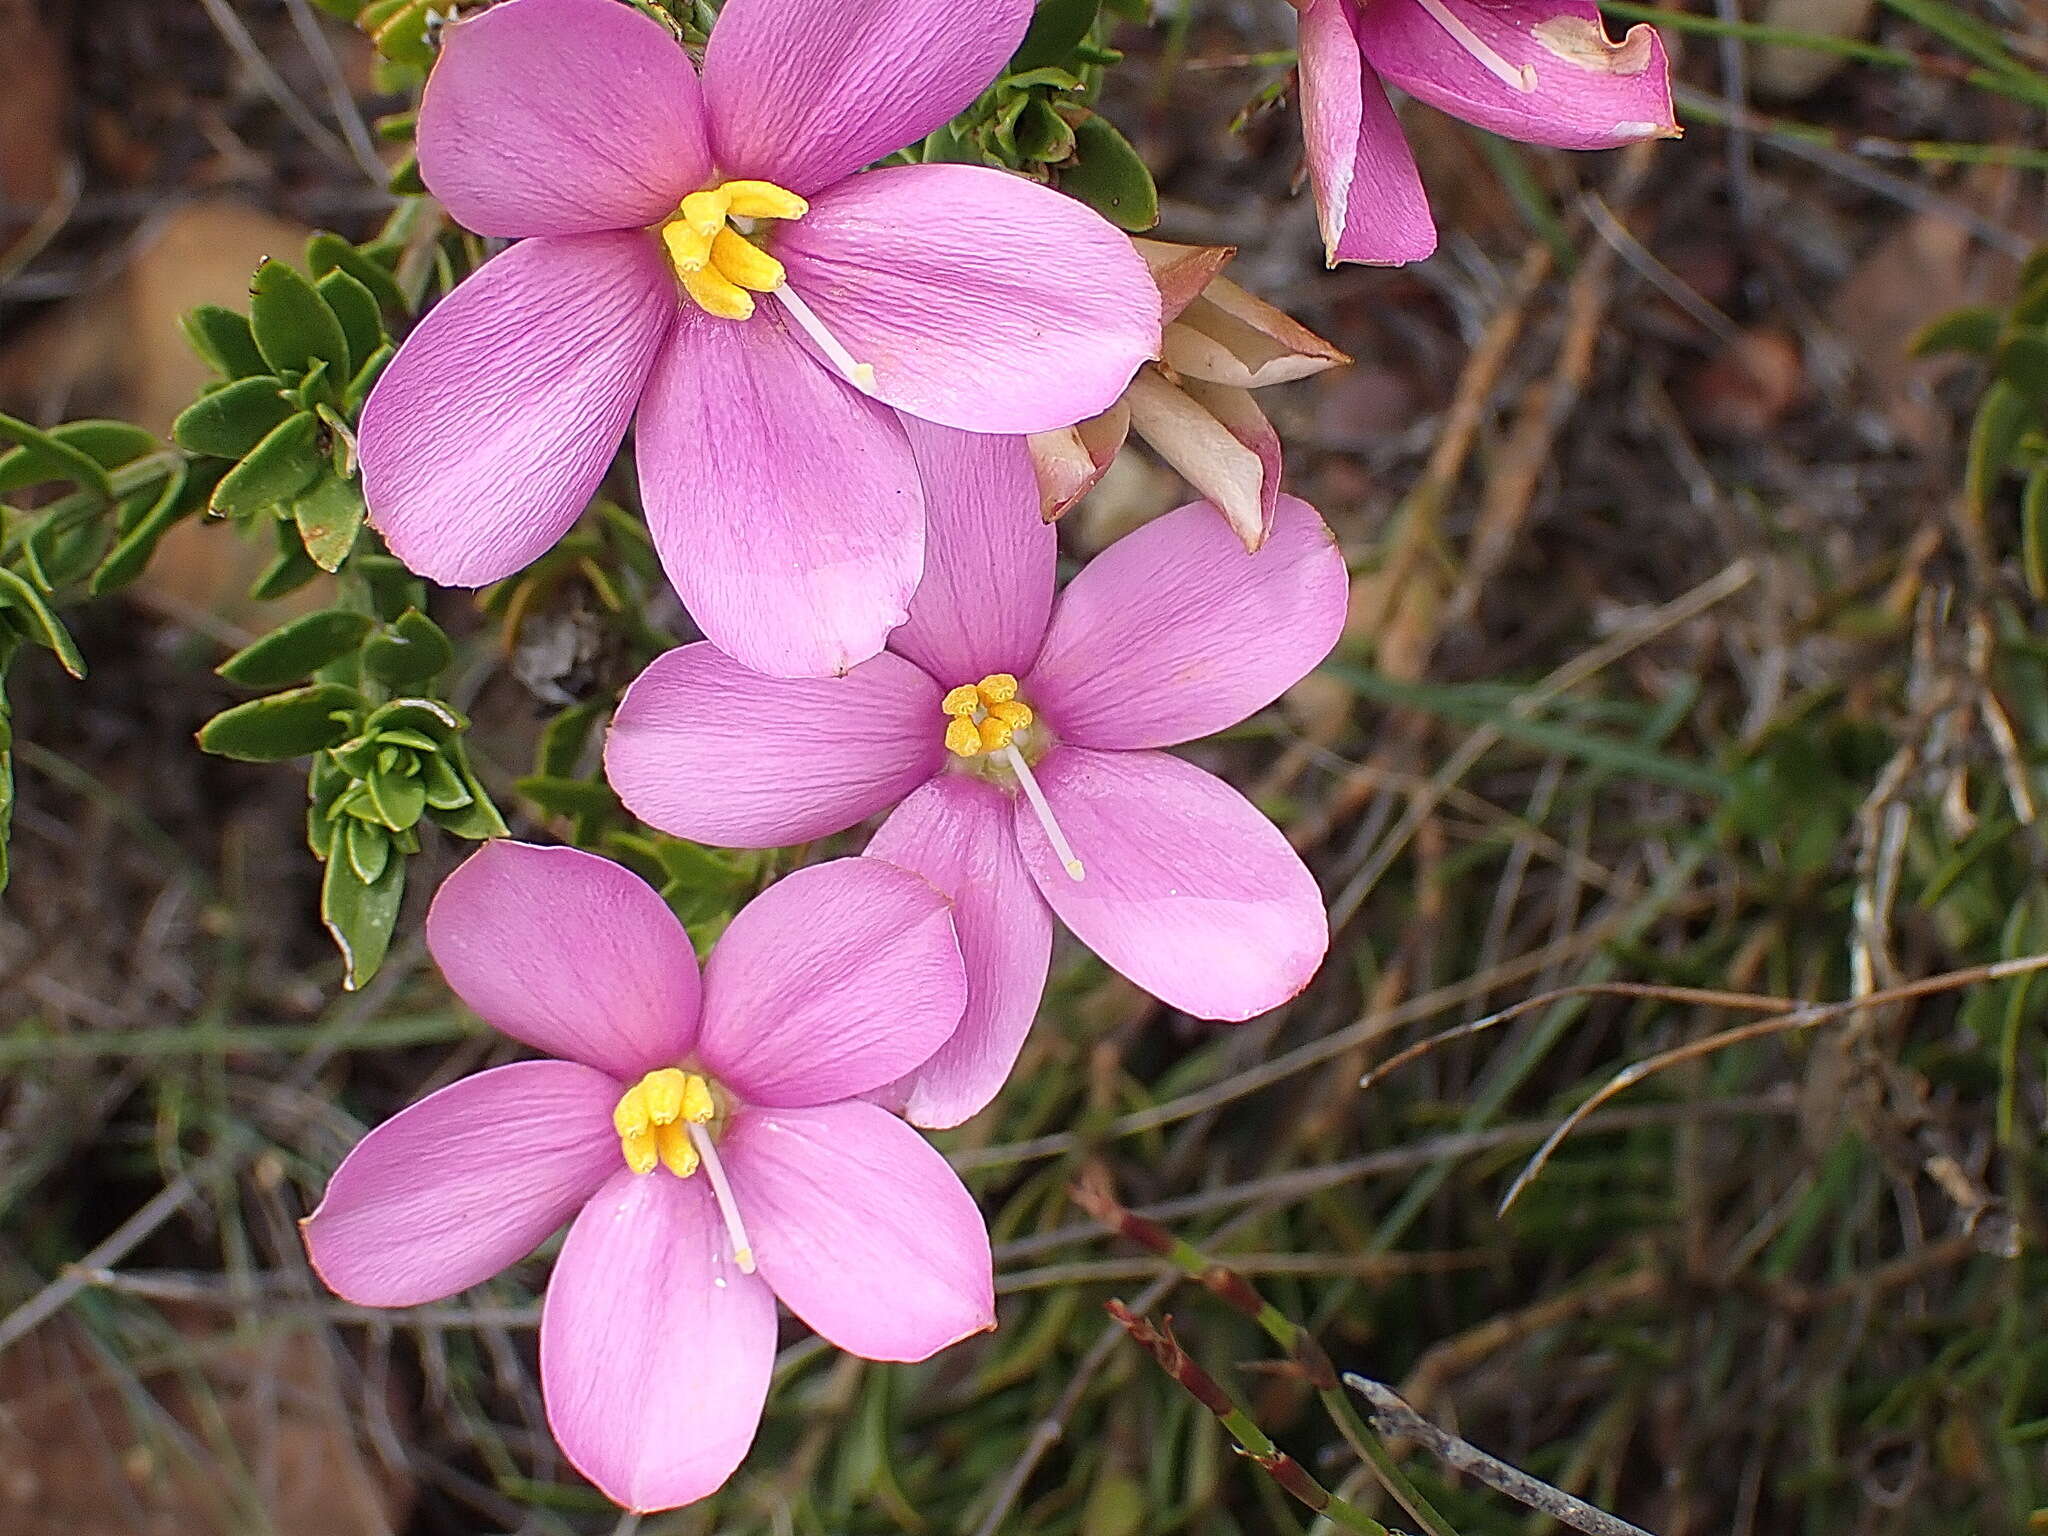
[865,775,1053,1129]
[777,164,1161,434]
[888,419,1057,686]
[1017,748,1328,1021]
[542,1170,777,1513]
[1027,496,1348,750]
[303,1061,619,1308]
[426,842,701,1080]
[1356,0,1677,149]
[702,0,1032,195]
[636,305,923,679]
[419,0,711,237]
[606,643,946,847]
[1123,369,1274,551]
[724,1101,994,1360]
[1297,0,1437,266]
[698,860,966,1108]
[360,232,675,587]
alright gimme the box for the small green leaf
[0,413,115,498]
[250,522,325,602]
[349,551,425,623]
[364,696,467,740]
[198,682,362,761]
[0,568,86,677]
[343,341,395,415]
[218,608,375,687]
[316,268,383,377]
[1997,331,2048,410]
[364,767,428,831]
[537,699,606,778]
[387,153,425,198]
[1966,380,2030,515]
[23,507,110,592]
[517,773,621,820]
[1015,96,1078,163]
[1013,0,1101,70]
[365,0,437,65]
[322,838,404,989]
[362,607,454,687]
[93,465,200,595]
[212,412,324,520]
[1908,305,2002,358]
[345,815,392,885]
[429,762,509,840]
[173,377,296,459]
[249,258,352,379]
[182,305,268,379]
[292,473,366,571]
[1058,109,1158,232]
[2025,468,2048,600]
[420,750,474,810]
[306,232,409,317]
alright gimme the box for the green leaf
[322,837,404,990]
[1908,305,2002,358]
[1997,331,2048,410]
[362,607,454,688]
[429,762,508,840]
[217,608,375,687]
[1015,96,1078,163]
[182,305,268,379]
[349,551,424,623]
[364,767,428,831]
[0,568,86,677]
[420,749,473,810]
[197,682,362,761]
[92,465,200,595]
[1013,0,1101,70]
[249,258,352,379]
[316,268,383,377]
[2025,468,2048,601]
[211,412,324,520]
[517,773,621,820]
[366,0,438,66]
[172,377,295,459]
[537,699,606,778]
[1058,109,1158,232]
[250,519,325,602]
[1966,380,2030,515]
[0,413,115,498]
[364,696,466,741]
[343,341,395,415]
[344,815,392,885]
[306,232,409,317]
[23,506,110,592]
[292,473,366,571]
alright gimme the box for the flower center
[612,1067,755,1272]
[1411,0,1537,92]
[940,674,1085,882]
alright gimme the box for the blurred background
[2,0,2044,1531]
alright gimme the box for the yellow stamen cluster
[659,179,809,321]
[942,673,1035,758]
[612,1068,716,1177]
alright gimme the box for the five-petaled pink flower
[301,842,993,1513]
[605,424,1346,1129]
[358,0,1160,678]
[1293,0,1676,265]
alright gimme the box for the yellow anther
[640,1067,690,1125]
[988,700,1033,731]
[661,218,716,274]
[978,716,1015,753]
[678,1073,716,1124]
[681,264,756,321]
[723,180,809,221]
[654,1122,700,1178]
[710,228,786,293]
[621,1126,659,1175]
[680,186,733,237]
[612,1083,651,1140]
[976,674,1019,705]
[616,1070,718,1174]
[945,717,984,758]
[942,685,983,717]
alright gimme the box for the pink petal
[887,419,1057,686]
[701,0,1033,195]
[607,643,945,848]
[1356,0,1677,150]
[418,0,711,238]
[426,842,701,1080]
[636,305,923,679]
[1027,495,1348,751]
[303,1061,619,1308]
[542,1169,777,1513]
[723,1100,993,1359]
[1297,0,1437,266]
[865,775,1053,1129]
[1123,370,1277,551]
[698,860,966,1107]
[1017,748,1328,1021]
[776,164,1161,434]
[360,232,676,587]
[1028,403,1130,523]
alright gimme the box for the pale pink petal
[607,644,945,848]
[723,1100,994,1359]
[418,0,711,237]
[697,860,965,1107]
[1164,278,1351,389]
[1017,748,1328,1021]
[426,842,700,1080]
[1356,0,1677,149]
[1027,495,1348,750]
[636,305,922,679]
[1297,0,1437,266]
[701,0,1033,195]
[777,164,1161,434]
[887,419,1057,686]
[303,1061,619,1308]
[360,233,676,587]
[1133,239,1238,324]
[865,775,1052,1129]
[542,1169,776,1513]
[1123,370,1275,551]
[1029,403,1130,523]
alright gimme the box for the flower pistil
[940,674,1085,883]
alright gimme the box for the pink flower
[605,425,1346,1129]
[1294,0,1677,265]
[358,0,1160,680]
[301,842,992,1513]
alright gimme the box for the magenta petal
[697,860,965,1107]
[724,1101,993,1360]
[701,0,1033,195]
[607,644,945,848]
[1297,0,1437,266]
[1357,0,1677,150]
[303,1061,618,1308]
[865,776,1052,1129]
[777,164,1162,434]
[636,305,923,679]
[1018,748,1328,1021]
[427,842,701,1079]
[360,233,676,587]
[542,1169,777,1513]
[1027,496,1348,751]
[418,0,711,237]
[887,419,1057,686]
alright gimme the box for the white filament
[1001,745,1085,882]
[1414,0,1538,91]
[775,286,879,394]
[688,1123,756,1274]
